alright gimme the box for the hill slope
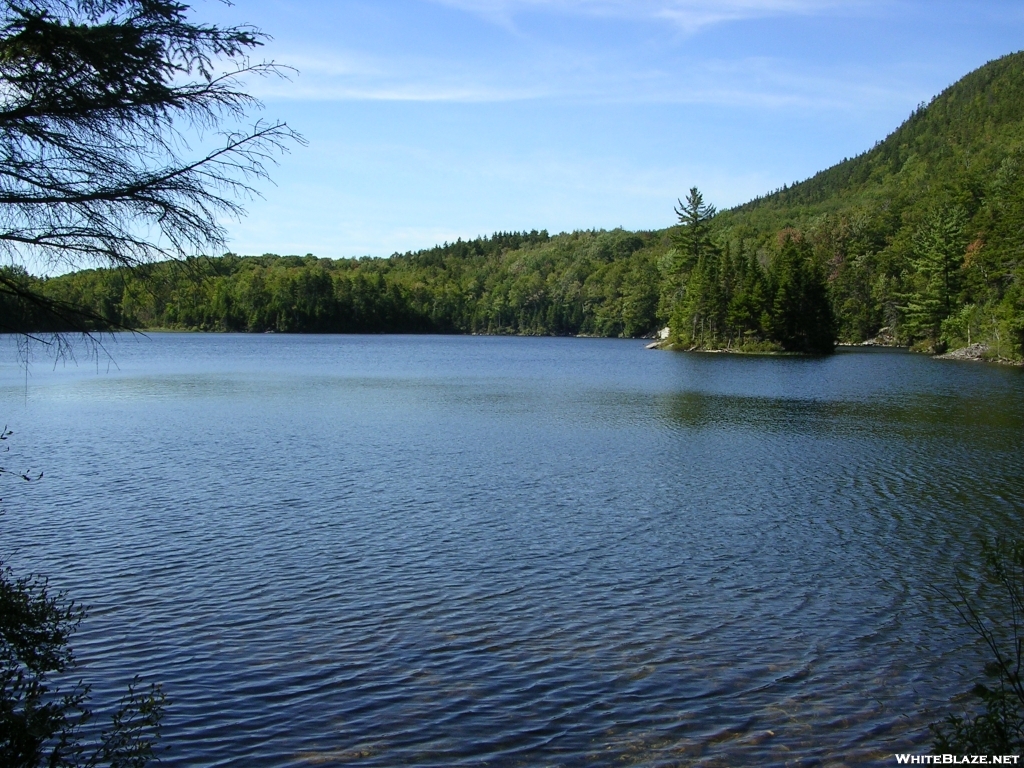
[709,51,1024,353]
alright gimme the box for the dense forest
[4,228,666,337]
[5,52,1024,359]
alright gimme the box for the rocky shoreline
[936,343,990,361]
[933,343,1022,365]
[647,332,1022,366]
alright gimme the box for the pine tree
[672,187,717,275]
[903,205,968,349]
[669,188,720,343]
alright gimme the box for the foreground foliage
[933,539,1024,755]
[0,0,298,333]
[0,563,165,767]
[1,428,163,767]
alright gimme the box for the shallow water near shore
[1,334,1022,766]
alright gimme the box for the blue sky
[197,0,1024,259]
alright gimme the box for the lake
[1,334,1022,766]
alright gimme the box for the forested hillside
[710,50,1024,356]
[5,52,1024,359]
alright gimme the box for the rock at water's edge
[936,343,990,361]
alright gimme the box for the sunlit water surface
[1,334,1022,767]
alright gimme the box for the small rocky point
[859,327,898,347]
[936,343,990,361]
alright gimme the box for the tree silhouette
[0,0,301,333]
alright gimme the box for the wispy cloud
[252,47,914,115]
[242,1,908,111]
[663,56,916,111]
[246,51,546,102]
[426,0,865,32]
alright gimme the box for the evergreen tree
[770,235,836,353]
[668,188,721,343]
[903,205,968,348]
[672,250,726,347]
[726,252,770,345]
[673,187,718,275]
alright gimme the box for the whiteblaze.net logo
[895,756,1021,765]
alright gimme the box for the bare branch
[0,0,302,333]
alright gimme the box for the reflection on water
[0,335,1022,767]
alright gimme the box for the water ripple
[1,335,1022,766]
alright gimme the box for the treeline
[18,229,667,338]
[10,213,840,354]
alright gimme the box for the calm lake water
[1,334,1022,767]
